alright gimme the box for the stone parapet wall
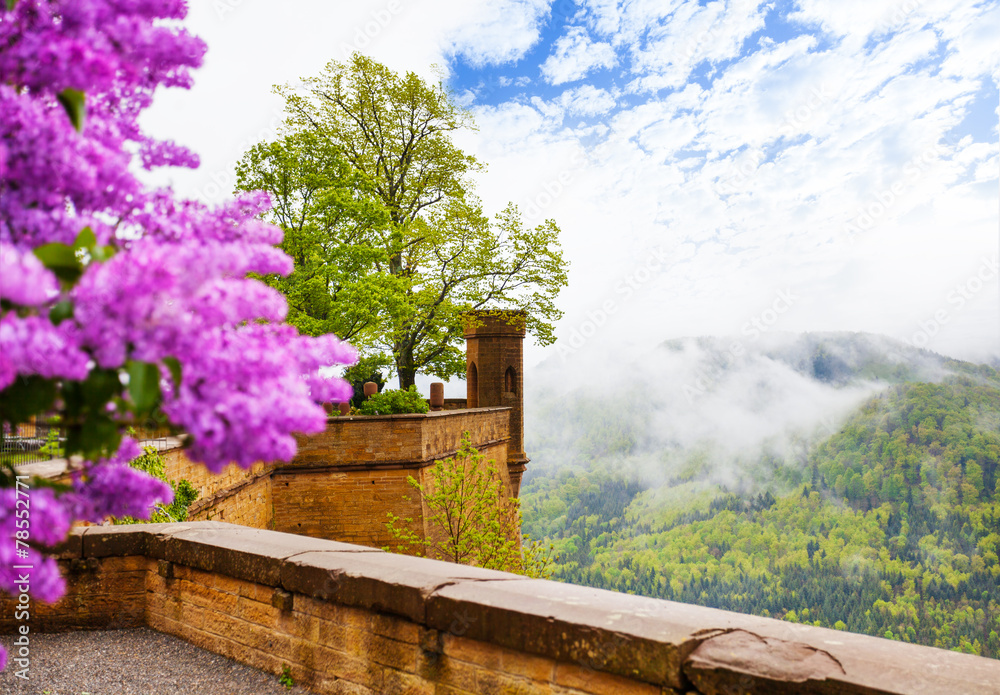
[290,408,510,470]
[272,467,424,547]
[191,473,273,529]
[3,523,999,695]
[162,449,274,521]
[151,408,513,547]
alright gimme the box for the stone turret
[463,310,528,496]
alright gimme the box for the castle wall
[156,408,513,551]
[4,523,999,695]
[272,467,424,548]
[162,449,274,528]
[192,474,273,529]
[275,408,511,551]
[161,448,273,507]
[288,408,510,470]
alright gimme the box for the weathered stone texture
[464,310,528,496]
[272,467,424,548]
[289,408,510,470]
[191,473,274,529]
[0,555,149,633]
[4,524,999,695]
[158,408,513,551]
[158,446,277,528]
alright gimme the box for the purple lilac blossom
[0,486,70,603]
[61,439,173,522]
[0,315,91,389]
[0,1,357,667]
[0,243,60,306]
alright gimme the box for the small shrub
[384,432,557,578]
[342,356,390,409]
[111,445,198,524]
[38,416,64,459]
[358,385,429,415]
[279,664,294,689]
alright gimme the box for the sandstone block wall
[194,474,273,529]
[272,409,514,550]
[289,408,510,471]
[272,467,423,548]
[3,523,1000,695]
[151,408,513,549]
[162,449,274,510]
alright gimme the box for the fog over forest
[525,331,973,489]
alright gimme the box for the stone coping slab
[61,523,1000,694]
[323,406,510,422]
[280,549,522,624]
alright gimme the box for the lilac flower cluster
[0,1,357,668]
[0,315,90,389]
[59,439,173,523]
[0,244,60,306]
[0,487,69,604]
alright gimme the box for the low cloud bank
[525,331,958,491]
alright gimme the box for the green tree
[243,53,567,388]
[235,131,391,342]
[385,432,555,578]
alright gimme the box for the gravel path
[0,628,313,694]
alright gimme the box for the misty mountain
[524,331,978,492]
[521,332,1000,658]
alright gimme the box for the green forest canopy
[522,367,1000,658]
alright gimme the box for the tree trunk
[397,344,416,389]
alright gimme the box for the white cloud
[139,0,999,370]
[540,26,618,85]
[620,0,772,93]
[445,0,551,66]
[558,85,618,116]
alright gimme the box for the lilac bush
[0,0,356,669]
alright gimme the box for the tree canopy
[521,369,1000,658]
[238,54,568,387]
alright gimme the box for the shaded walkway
[0,627,311,694]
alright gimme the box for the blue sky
[449,2,996,143]
[142,0,1000,375]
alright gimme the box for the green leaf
[33,242,82,282]
[92,244,117,263]
[61,368,120,418]
[64,417,121,461]
[49,300,74,325]
[73,227,97,251]
[0,376,57,424]
[5,0,17,11]
[127,360,162,414]
[57,88,86,132]
[162,357,183,389]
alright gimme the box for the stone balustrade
[2,522,998,694]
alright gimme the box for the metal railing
[1,420,60,465]
[1,420,178,466]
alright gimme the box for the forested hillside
[522,339,1000,658]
